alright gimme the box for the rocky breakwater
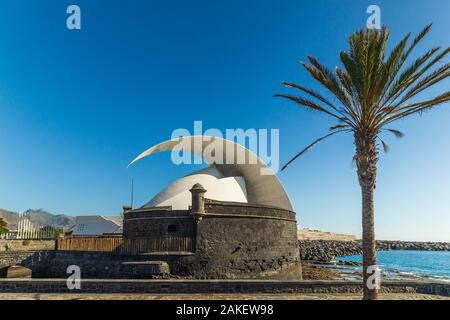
[299,240,450,262]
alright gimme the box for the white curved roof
[129,136,293,211]
[145,167,247,209]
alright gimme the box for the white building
[129,136,293,211]
[72,216,123,236]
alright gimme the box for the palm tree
[275,25,449,300]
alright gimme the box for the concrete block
[5,265,32,278]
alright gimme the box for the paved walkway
[0,293,448,300]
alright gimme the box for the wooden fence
[122,237,194,254]
[56,235,194,254]
[56,236,123,253]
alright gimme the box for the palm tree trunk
[361,183,378,299]
[355,133,379,300]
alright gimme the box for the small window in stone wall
[168,224,177,233]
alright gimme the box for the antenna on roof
[130,178,134,209]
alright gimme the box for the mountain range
[0,208,76,231]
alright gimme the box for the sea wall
[0,279,448,296]
[0,250,171,279]
[47,251,170,279]
[299,240,450,262]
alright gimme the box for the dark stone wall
[0,251,170,279]
[0,251,54,277]
[204,200,296,220]
[189,217,300,278]
[124,209,195,238]
[125,217,195,238]
[0,279,449,296]
[46,252,169,279]
[123,200,301,279]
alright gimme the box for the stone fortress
[123,185,300,278]
[121,136,301,279]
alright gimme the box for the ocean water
[337,250,450,281]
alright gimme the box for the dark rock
[299,240,450,262]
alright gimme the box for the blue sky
[0,0,449,241]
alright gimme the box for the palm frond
[396,62,450,105]
[335,67,361,121]
[281,82,345,116]
[273,94,357,129]
[385,129,405,138]
[330,124,349,131]
[277,24,449,170]
[373,33,410,107]
[376,25,433,111]
[379,138,390,153]
[281,130,348,171]
[381,47,441,107]
[302,57,354,111]
[404,24,433,58]
[382,91,450,125]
